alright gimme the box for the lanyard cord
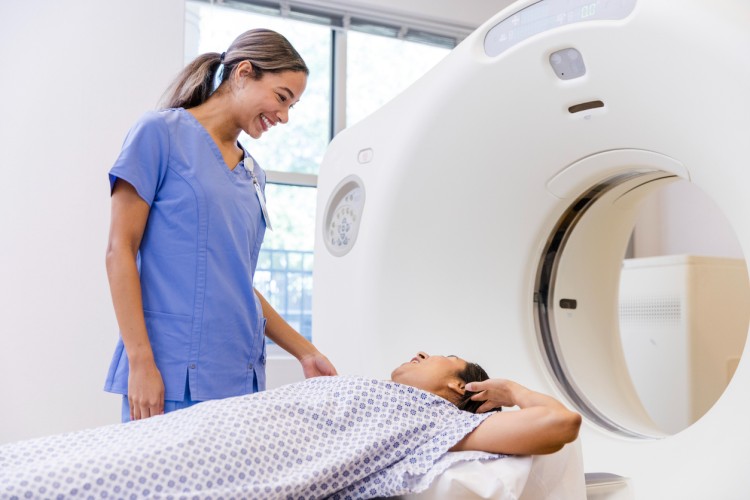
[242,155,273,231]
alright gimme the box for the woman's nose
[417,352,429,360]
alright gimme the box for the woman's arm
[255,290,337,377]
[450,379,582,455]
[106,179,164,420]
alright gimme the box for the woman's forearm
[255,289,316,359]
[105,247,153,365]
[255,290,337,378]
[506,380,570,412]
[455,405,581,455]
[106,244,165,419]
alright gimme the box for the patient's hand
[300,352,338,378]
[465,379,520,414]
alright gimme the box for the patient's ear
[446,379,466,400]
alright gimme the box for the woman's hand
[465,378,521,413]
[255,290,338,379]
[127,358,165,420]
[299,352,338,378]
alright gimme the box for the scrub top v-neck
[104,107,268,401]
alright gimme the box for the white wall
[0,0,184,443]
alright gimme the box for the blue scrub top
[104,108,268,401]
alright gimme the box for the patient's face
[390,352,467,400]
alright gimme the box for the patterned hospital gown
[0,376,502,499]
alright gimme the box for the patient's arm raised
[450,379,582,455]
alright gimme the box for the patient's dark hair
[455,362,500,414]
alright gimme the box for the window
[254,183,317,340]
[186,1,452,347]
[346,31,449,127]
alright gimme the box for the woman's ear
[234,60,256,84]
[446,379,466,400]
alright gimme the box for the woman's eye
[277,93,287,102]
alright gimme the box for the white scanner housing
[313,0,750,497]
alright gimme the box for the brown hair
[158,28,308,109]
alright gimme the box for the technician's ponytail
[158,28,308,110]
[158,53,221,110]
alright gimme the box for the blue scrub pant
[121,376,200,423]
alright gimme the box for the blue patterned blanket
[0,376,504,499]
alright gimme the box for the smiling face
[230,62,307,139]
[390,352,469,403]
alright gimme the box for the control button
[357,148,374,164]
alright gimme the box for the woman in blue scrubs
[104,29,337,422]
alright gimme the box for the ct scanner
[312,0,750,498]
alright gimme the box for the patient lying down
[0,352,581,499]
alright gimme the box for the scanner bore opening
[535,171,749,438]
